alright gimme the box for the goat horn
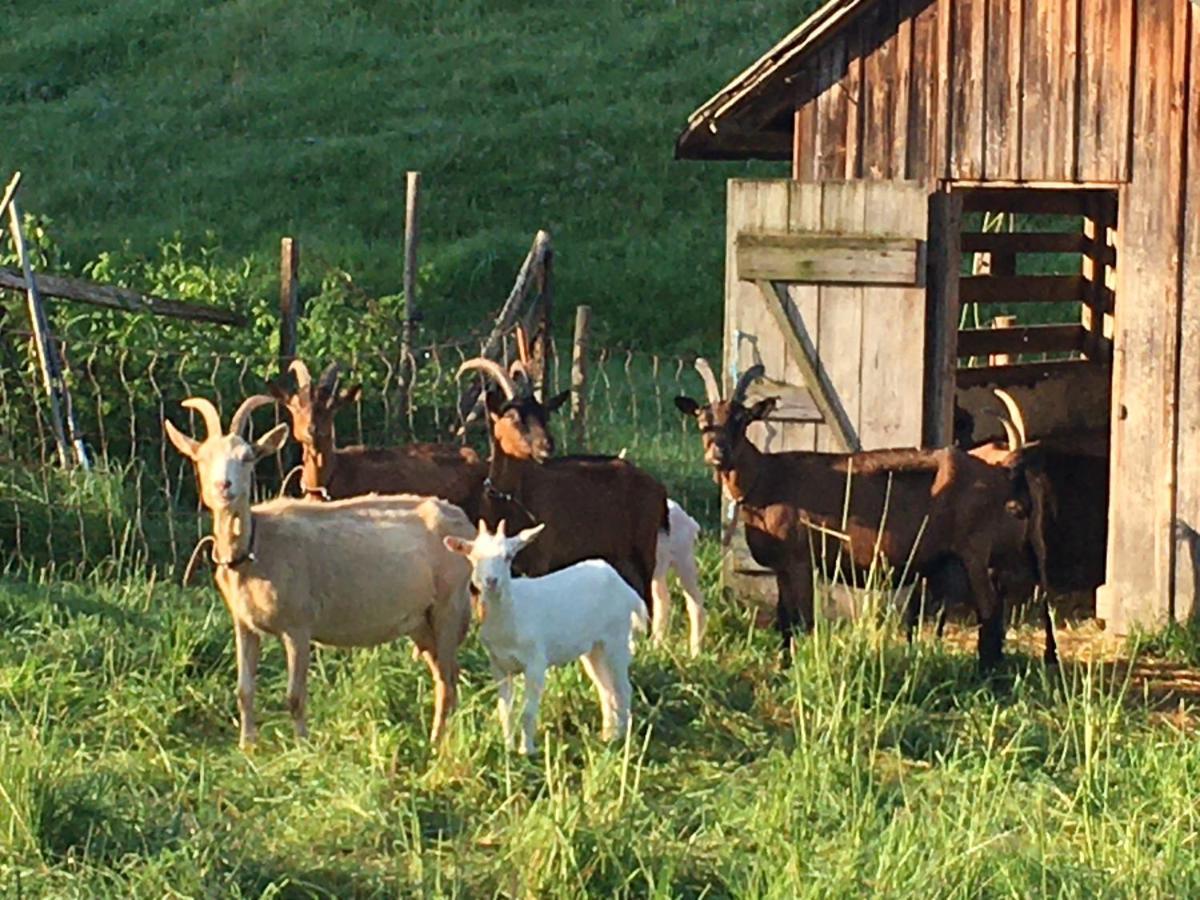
[288,359,312,390]
[508,358,534,394]
[732,364,766,405]
[230,395,275,437]
[181,397,222,439]
[993,388,1027,447]
[991,413,1021,451]
[694,358,722,405]
[457,357,517,400]
[316,361,341,397]
[515,324,531,365]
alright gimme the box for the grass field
[3,550,1200,897]
[0,0,818,351]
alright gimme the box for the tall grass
[2,550,1199,896]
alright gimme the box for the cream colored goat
[165,395,473,747]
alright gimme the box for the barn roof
[676,0,881,161]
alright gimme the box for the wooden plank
[1021,0,1080,181]
[757,279,859,451]
[1175,7,1200,626]
[959,231,1100,256]
[956,359,1109,389]
[1081,193,1113,361]
[742,375,822,423]
[956,324,1086,357]
[814,38,851,179]
[861,1,903,179]
[843,17,865,178]
[959,188,1102,214]
[1102,0,1189,633]
[736,233,924,285]
[782,180,824,450]
[278,237,299,376]
[816,182,867,451]
[948,0,986,178]
[793,103,818,182]
[959,274,1090,304]
[859,180,928,449]
[925,190,962,445]
[907,0,939,182]
[1077,0,1134,181]
[934,0,954,179]
[984,0,1023,179]
[0,268,245,326]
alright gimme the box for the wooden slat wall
[791,0,1135,185]
[1170,5,1200,627]
[1101,0,1191,632]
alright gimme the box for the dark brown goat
[676,360,1051,669]
[457,357,668,607]
[269,360,486,520]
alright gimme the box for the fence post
[278,237,300,374]
[571,305,591,448]
[989,314,1017,366]
[397,170,421,428]
[535,245,553,401]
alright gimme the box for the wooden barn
[676,0,1200,632]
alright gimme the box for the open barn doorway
[941,186,1117,616]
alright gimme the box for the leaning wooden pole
[7,196,87,469]
[0,171,22,225]
[278,236,300,375]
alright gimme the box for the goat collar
[211,516,257,569]
[483,477,538,525]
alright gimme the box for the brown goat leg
[968,563,1006,671]
[774,573,795,667]
[1040,592,1059,667]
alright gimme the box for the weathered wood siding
[1167,3,1200,626]
[792,0,1135,184]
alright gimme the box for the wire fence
[0,330,718,577]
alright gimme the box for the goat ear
[253,423,290,460]
[164,419,200,460]
[747,397,779,422]
[334,384,362,409]
[443,535,473,556]
[674,396,701,417]
[544,390,570,414]
[513,522,545,549]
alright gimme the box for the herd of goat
[163,341,1101,752]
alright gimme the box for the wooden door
[722,179,930,598]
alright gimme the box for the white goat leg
[606,645,633,741]
[234,622,261,749]
[493,664,517,750]
[675,552,707,657]
[579,647,617,739]
[282,630,310,740]
[650,571,671,647]
[520,665,546,755]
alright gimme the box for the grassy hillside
[0,0,820,351]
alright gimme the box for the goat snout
[484,575,500,592]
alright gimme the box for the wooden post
[924,190,962,447]
[278,237,299,374]
[571,305,591,448]
[988,314,1018,365]
[399,171,421,421]
[0,171,22,224]
[535,245,553,401]
[7,197,85,468]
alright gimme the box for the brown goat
[269,360,486,520]
[676,360,1050,670]
[457,357,668,609]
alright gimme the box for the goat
[164,395,474,747]
[652,499,707,657]
[443,519,647,754]
[269,359,486,519]
[676,360,1052,670]
[456,357,668,615]
[612,448,707,656]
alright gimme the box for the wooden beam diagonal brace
[755,278,861,452]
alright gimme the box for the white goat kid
[444,520,647,755]
[165,395,473,748]
[651,499,707,656]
